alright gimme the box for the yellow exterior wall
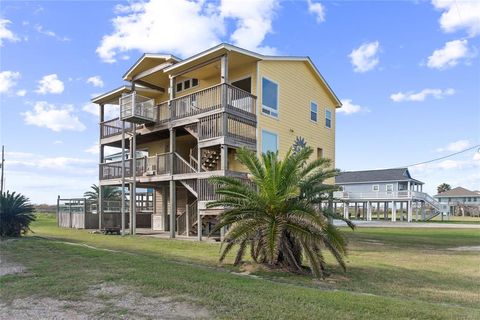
[256,60,337,172]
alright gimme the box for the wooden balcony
[99,153,171,180]
[120,92,156,124]
[100,83,257,142]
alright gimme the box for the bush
[0,191,36,238]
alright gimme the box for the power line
[399,144,480,168]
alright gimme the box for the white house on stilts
[334,168,443,222]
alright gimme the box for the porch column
[366,201,372,221]
[162,186,169,231]
[343,202,349,219]
[391,201,396,221]
[197,212,202,241]
[421,202,426,221]
[186,204,190,237]
[220,54,229,84]
[98,142,104,231]
[169,180,176,238]
[220,145,228,171]
[354,202,358,219]
[384,202,388,220]
[169,128,176,238]
[400,202,404,221]
[407,201,413,222]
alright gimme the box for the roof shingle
[335,168,422,184]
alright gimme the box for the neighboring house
[435,187,480,216]
[334,168,442,221]
[89,43,341,239]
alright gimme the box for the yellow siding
[257,60,337,177]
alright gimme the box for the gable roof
[335,168,423,184]
[162,43,342,107]
[435,187,480,197]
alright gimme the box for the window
[325,108,332,128]
[176,78,199,93]
[262,130,278,154]
[372,185,380,192]
[317,148,323,159]
[261,77,278,117]
[386,184,393,192]
[310,102,318,122]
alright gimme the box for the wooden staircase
[184,123,198,139]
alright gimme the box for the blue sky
[1,0,479,204]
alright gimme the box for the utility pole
[1,145,4,195]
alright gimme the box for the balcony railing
[101,84,256,140]
[100,118,133,138]
[120,92,156,123]
[99,153,171,180]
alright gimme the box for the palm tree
[207,147,354,278]
[437,183,451,194]
[0,191,36,238]
[84,184,121,201]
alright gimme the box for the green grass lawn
[1,214,479,319]
[429,215,480,224]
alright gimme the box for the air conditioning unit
[144,170,156,176]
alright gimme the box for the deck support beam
[197,212,202,241]
[169,128,176,238]
[407,200,413,222]
[343,202,349,219]
[366,201,372,221]
[391,201,396,221]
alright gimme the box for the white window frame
[325,108,332,129]
[261,76,279,119]
[176,78,199,93]
[372,185,380,192]
[386,184,394,192]
[310,101,318,123]
[261,129,279,154]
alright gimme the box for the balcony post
[169,76,176,119]
[220,54,229,84]
[221,145,228,171]
[343,202,349,219]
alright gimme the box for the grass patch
[1,214,479,319]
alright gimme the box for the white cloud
[337,99,367,115]
[35,24,70,41]
[21,101,86,132]
[307,0,326,23]
[54,140,63,144]
[390,88,455,102]
[7,151,95,171]
[96,0,279,63]
[436,139,471,152]
[426,39,472,69]
[35,74,65,94]
[86,76,104,88]
[432,0,480,37]
[16,89,27,97]
[0,19,20,46]
[84,142,117,156]
[82,102,118,119]
[97,0,224,63]
[0,70,20,93]
[220,0,279,54]
[349,41,380,73]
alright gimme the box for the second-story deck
[100,83,257,146]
